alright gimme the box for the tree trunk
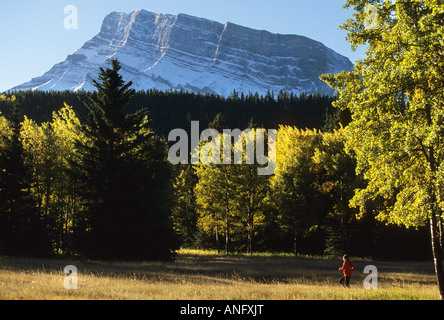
[215,224,220,254]
[247,200,253,254]
[247,223,253,254]
[430,214,444,300]
[427,144,444,300]
[225,217,229,254]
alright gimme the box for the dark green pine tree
[71,59,179,260]
[0,103,50,257]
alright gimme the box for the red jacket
[339,260,355,276]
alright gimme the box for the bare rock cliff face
[11,9,354,96]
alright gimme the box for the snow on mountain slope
[11,9,354,96]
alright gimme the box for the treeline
[0,61,431,260]
[0,88,338,138]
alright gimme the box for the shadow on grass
[0,252,437,286]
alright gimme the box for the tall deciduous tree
[194,144,236,253]
[172,165,199,248]
[231,129,269,254]
[0,100,49,257]
[322,0,444,299]
[270,127,325,254]
[194,127,269,253]
[312,129,361,255]
[21,105,84,255]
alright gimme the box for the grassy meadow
[0,249,440,300]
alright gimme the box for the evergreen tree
[71,59,179,260]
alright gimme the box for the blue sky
[0,0,366,92]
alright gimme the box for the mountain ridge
[11,9,354,96]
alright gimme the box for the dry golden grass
[0,249,440,300]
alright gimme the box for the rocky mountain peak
[11,9,354,96]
